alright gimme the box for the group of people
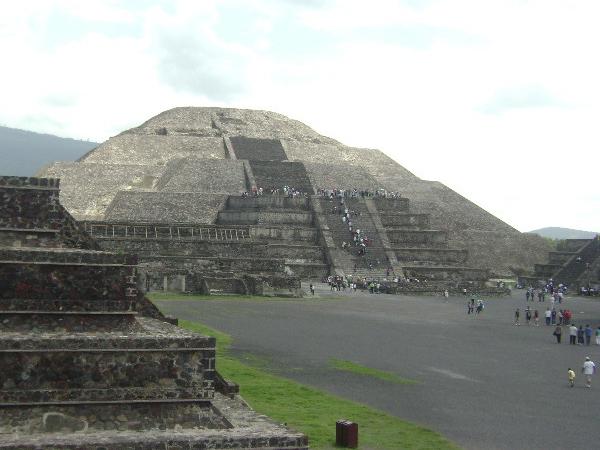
[317,188,402,199]
[553,323,600,345]
[514,307,573,326]
[568,357,596,388]
[330,197,373,256]
[326,275,357,292]
[466,297,485,315]
[525,287,566,303]
[241,185,308,198]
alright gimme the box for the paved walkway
[156,288,600,450]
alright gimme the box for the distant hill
[528,227,599,240]
[0,126,98,176]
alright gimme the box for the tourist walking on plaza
[585,325,593,346]
[596,326,600,345]
[514,308,520,326]
[525,307,532,325]
[582,357,596,388]
[568,368,576,387]
[533,309,539,326]
[475,300,484,315]
[545,308,552,326]
[569,324,578,345]
[553,325,562,343]
[578,326,585,345]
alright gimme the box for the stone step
[394,247,468,264]
[388,229,447,245]
[230,136,287,161]
[249,161,314,193]
[226,195,310,210]
[0,311,139,333]
[0,399,229,434]
[217,210,313,226]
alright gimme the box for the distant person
[569,324,578,345]
[476,300,484,315]
[553,325,562,343]
[582,357,596,388]
[585,324,593,346]
[443,289,449,301]
[533,309,539,326]
[514,308,520,326]
[568,368,576,387]
[596,326,600,345]
[578,326,585,345]
[309,283,315,296]
[525,307,532,325]
[545,308,552,326]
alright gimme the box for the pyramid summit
[38,106,550,287]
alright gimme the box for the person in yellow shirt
[568,368,576,387]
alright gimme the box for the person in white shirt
[545,308,552,326]
[569,325,578,345]
[582,357,596,388]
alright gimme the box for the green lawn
[180,319,459,450]
[330,359,420,385]
[148,292,299,302]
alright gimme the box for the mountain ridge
[528,227,599,240]
[0,125,98,176]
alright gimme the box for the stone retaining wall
[37,163,167,221]
[217,210,313,226]
[380,213,428,228]
[226,196,309,210]
[81,134,226,165]
[159,158,247,194]
[0,401,229,435]
[388,229,448,245]
[105,192,228,224]
[394,247,468,264]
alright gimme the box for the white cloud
[0,0,598,231]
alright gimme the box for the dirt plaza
[156,288,600,450]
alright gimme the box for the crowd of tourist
[316,188,402,199]
[241,185,309,198]
[329,196,373,256]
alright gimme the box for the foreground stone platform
[0,393,307,450]
[0,176,307,449]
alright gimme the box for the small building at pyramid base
[0,175,307,449]
[38,107,552,294]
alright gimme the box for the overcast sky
[1,0,598,233]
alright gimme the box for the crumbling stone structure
[0,176,307,449]
[37,107,552,290]
[519,236,600,291]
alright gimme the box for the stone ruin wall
[0,175,308,449]
[81,134,227,165]
[104,192,229,224]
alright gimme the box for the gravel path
[156,288,600,450]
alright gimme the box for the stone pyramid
[38,107,551,281]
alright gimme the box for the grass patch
[331,359,420,385]
[179,320,457,449]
